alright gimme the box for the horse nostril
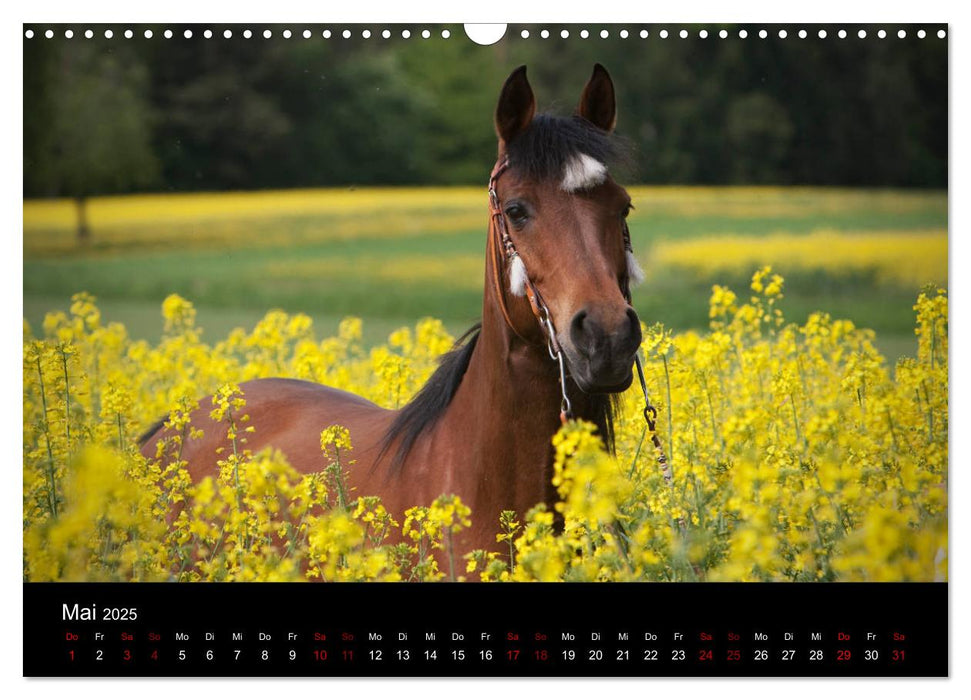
[570,309,587,337]
[570,309,594,353]
[626,308,642,344]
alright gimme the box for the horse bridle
[488,157,575,422]
[489,156,686,512]
[486,156,670,485]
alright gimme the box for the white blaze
[561,153,607,192]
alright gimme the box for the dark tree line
[24,23,947,209]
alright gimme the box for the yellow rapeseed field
[24,186,946,262]
[23,188,487,257]
[651,230,947,288]
[22,269,947,582]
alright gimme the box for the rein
[487,157,672,487]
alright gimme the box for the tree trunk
[75,195,90,244]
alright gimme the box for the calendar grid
[24,582,947,677]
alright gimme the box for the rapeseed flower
[22,276,947,582]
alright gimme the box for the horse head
[490,64,643,394]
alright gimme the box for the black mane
[504,113,632,183]
[590,394,619,455]
[380,325,481,473]
[138,416,167,447]
[379,323,618,473]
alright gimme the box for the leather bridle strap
[618,241,672,487]
[487,158,529,345]
[488,157,572,420]
[489,159,563,351]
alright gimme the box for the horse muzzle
[563,305,642,394]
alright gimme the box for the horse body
[142,63,643,563]
[158,270,578,556]
[174,378,394,488]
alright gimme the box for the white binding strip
[561,153,607,192]
[508,254,528,297]
[626,250,645,287]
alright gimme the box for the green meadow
[24,186,947,361]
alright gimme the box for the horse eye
[505,204,529,225]
[622,203,634,219]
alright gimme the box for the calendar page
[21,20,948,678]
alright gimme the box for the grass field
[23,186,947,359]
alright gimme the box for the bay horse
[140,64,646,565]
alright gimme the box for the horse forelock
[503,113,630,187]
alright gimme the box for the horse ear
[495,65,536,146]
[576,63,617,132]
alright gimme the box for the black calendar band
[24,582,947,677]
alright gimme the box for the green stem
[228,414,240,491]
[35,356,58,518]
[627,423,648,479]
[703,375,721,451]
[609,522,635,575]
[662,354,674,467]
[789,393,802,445]
[117,413,125,453]
[176,421,188,463]
[446,530,455,582]
[921,380,934,442]
[330,447,350,511]
[886,408,898,452]
[60,348,72,452]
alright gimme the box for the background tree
[23,26,947,197]
[24,41,158,243]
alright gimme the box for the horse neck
[427,225,603,518]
